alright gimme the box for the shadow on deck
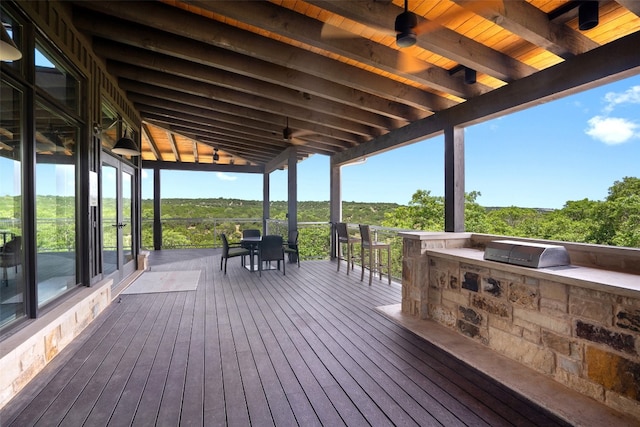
[1,249,616,426]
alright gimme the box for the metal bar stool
[336,222,359,274]
[358,224,391,286]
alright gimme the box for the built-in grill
[483,240,571,268]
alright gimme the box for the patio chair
[359,224,391,286]
[258,235,285,276]
[284,229,300,267]
[220,233,250,274]
[1,236,22,286]
[336,222,359,274]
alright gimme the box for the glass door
[102,156,136,279]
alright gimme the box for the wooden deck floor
[2,249,572,426]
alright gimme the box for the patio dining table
[240,236,261,272]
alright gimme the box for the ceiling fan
[282,117,309,146]
[395,0,418,47]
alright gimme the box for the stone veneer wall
[0,280,112,409]
[401,232,640,419]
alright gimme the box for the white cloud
[216,172,237,181]
[585,116,638,145]
[603,85,640,113]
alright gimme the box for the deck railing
[142,218,410,280]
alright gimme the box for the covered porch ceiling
[69,0,640,170]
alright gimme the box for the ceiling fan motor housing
[283,127,292,141]
[395,11,417,47]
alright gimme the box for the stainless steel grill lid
[483,240,570,268]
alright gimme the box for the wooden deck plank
[303,262,557,425]
[2,250,577,427]
[180,267,208,427]
[78,293,171,425]
[31,295,156,427]
[131,292,187,426]
[107,294,182,426]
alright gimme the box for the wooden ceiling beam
[452,0,599,59]
[141,122,160,160]
[185,0,491,98]
[144,119,292,162]
[168,132,180,162]
[143,113,289,150]
[138,105,354,151]
[92,38,424,123]
[141,159,265,174]
[284,0,535,82]
[334,30,640,165]
[102,55,401,131]
[71,1,454,109]
[147,116,336,158]
[115,77,378,138]
[131,95,363,147]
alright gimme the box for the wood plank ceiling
[69,0,640,170]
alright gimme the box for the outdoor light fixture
[395,0,417,48]
[0,23,21,61]
[464,67,477,85]
[112,132,140,156]
[213,148,219,162]
[579,1,599,31]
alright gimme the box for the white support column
[287,147,298,237]
[444,126,465,232]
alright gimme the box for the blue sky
[141,73,640,209]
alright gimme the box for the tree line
[382,176,640,248]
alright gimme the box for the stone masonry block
[457,319,484,341]
[489,316,523,337]
[513,307,571,335]
[616,307,640,333]
[488,327,555,374]
[617,295,640,310]
[488,269,523,284]
[570,296,613,325]
[539,280,568,304]
[570,286,616,304]
[482,277,504,298]
[442,288,469,307]
[522,327,541,344]
[472,295,511,318]
[576,321,636,355]
[540,297,568,315]
[459,306,483,326]
[542,330,572,356]
[586,346,640,402]
[462,271,479,292]
[430,304,456,328]
[557,354,582,376]
[44,325,62,362]
[509,282,539,310]
[429,268,446,289]
[428,287,442,305]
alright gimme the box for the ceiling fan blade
[396,46,430,73]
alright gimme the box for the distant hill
[142,198,401,225]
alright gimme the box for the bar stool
[336,222,359,274]
[359,224,391,286]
